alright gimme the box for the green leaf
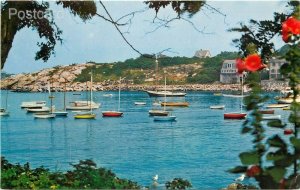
[290,137,300,150]
[266,152,285,161]
[227,166,248,173]
[266,167,286,182]
[267,135,286,148]
[267,120,286,128]
[239,151,260,165]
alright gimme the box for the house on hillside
[220,60,240,84]
[194,49,211,58]
[269,57,287,80]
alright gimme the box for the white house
[269,57,286,80]
[194,49,211,58]
[220,60,240,84]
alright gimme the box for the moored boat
[102,111,123,117]
[74,112,96,119]
[34,113,56,119]
[258,109,275,114]
[21,101,46,109]
[66,101,100,110]
[146,90,186,97]
[210,105,225,109]
[161,102,189,107]
[0,108,9,116]
[262,115,281,120]
[266,104,289,108]
[153,115,176,121]
[134,102,146,105]
[224,113,247,119]
[149,110,169,116]
[27,107,50,113]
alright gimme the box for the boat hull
[146,90,186,97]
[153,115,176,121]
[161,102,189,107]
[134,102,146,105]
[224,113,247,119]
[149,110,169,116]
[262,115,281,120]
[74,113,96,119]
[52,111,68,116]
[266,104,289,108]
[102,111,123,117]
[27,107,50,113]
[34,113,56,119]
[210,105,225,109]
[258,109,275,114]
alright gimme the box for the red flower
[284,129,293,135]
[246,165,261,177]
[236,58,246,74]
[281,16,300,42]
[244,54,263,72]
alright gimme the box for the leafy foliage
[165,178,192,190]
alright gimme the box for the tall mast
[63,81,66,111]
[5,89,8,110]
[164,75,167,111]
[90,73,93,112]
[155,55,158,91]
[118,77,121,111]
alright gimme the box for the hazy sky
[3,1,289,74]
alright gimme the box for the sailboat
[102,77,123,117]
[34,83,56,119]
[74,73,96,119]
[0,90,9,116]
[145,56,186,97]
[52,82,68,116]
[224,73,247,119]
[153,76,176,121]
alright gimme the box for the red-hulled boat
[258,109,275,114]
[224,113,247,119]
[102,111,123,117]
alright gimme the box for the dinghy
[262,115,281,120]
[258,109,275,114]
[134,102,146,105]
[224,113,247,119]
[266,104,289,108]
[210,105,225,109]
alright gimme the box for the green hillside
[75,51,238,84]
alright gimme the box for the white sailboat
[34,83,55,119]
[153,75,176,121]
[74,73,96,119]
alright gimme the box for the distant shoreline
[2,81,289,92]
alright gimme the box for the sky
[3,1,290,74]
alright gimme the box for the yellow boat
[282,107,291,110]
[161,102,189,107]
[74,113,96,119]
[214,93,222,96]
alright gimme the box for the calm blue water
[1,91,291,188]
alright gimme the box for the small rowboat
[258,109,275,114]
[74,112,96,119]
[224,113,247,119]
[262,115,281,120]
[134,102,146,105]
[102,111,123,117]
[210,105,225,109]
[153,115,176,122]
[161,102,189,107]
[149,110,169,116]
[34,113,56,119]
[266,104,289,108]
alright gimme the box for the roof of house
[194,49,211,57]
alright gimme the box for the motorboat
[146,90,186,97]
[266,104,289,108]
[20,101,46,109]
[34,113,56,119]
[262,115,281,120]
[27,107,50,113]
[153,115,176,121]
[0,108,9,116]
[210,105,225,109]
[149,110,169,116]
[134,102,146,105]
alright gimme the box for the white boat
[152,101,161,106]
[210,105,225,109]
[154,115,176,121]
[52,82,68,117]
[277,97,300,104]
[146,90,186,97]
[27,107,50,113]
[149,109,169,116]
[20,101,46,108]
[66,101,100,110]
[134,102,146,105]
[103,94,113,97]
[52,111,68,116]
[0,108,9,116]
[266,104,289,108]
[222,94,248,98]
[34,113,56,119]
[262,115,281,120]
